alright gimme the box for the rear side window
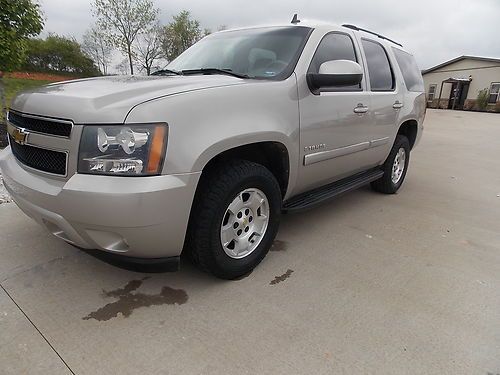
[308,33,360,90]
[361,39,394,91]
[393,48,424,92]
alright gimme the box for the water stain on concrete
[270,240,288,252]
[270,269,294,285]
[83,277,188,321]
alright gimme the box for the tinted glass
[167,27,311,80]
[362,39,394,91]
[393,48,424,92]
[308,33,357,73]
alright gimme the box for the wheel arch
[397,119,418,149]
[196,140,291,198]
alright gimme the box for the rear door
[358,38,403,162]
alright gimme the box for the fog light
[84,157,144,174]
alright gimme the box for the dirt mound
[6,72,76,82]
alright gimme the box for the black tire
[371,134,410,194]
[186,160,282,279]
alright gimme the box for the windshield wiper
[151,68,183,76]
[181,68,249,79]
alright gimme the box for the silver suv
[0,22,425,279]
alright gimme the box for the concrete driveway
[1,109,499,374]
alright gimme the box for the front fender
[191,131,292,171]
[125,77,301,195]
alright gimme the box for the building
[422,56,500,111]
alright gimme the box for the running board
[283,169,384,213]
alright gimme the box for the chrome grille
[8,111,72,137]
[9,136,67,175]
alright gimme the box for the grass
[1,76,65,147]
[4,77,54,108]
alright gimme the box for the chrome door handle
[353,104,369,114]
[393,101,404,109]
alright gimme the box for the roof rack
[342,24,403,47]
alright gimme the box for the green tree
[22,34,101,76]
[476,88,489,111]
[162,11,203,62]
[0,0,44,146]
[0,0,44,72]
[92,0,159,75]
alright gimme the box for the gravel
[0,173,12,204]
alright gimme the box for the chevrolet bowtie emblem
[7,124,29,145]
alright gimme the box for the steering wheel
[265,60,288,73]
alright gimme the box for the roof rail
[342,24,403,47]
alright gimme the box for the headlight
[78,123,167,176]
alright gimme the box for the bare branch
[92,0,159,74]
[134,24,164,75]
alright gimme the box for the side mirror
[307,60,363,94]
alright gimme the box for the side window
[309,33,357,73]
[392,48,424,92]
[428,84,437,102]
[361,39,394,91]
[488,83,500,104]
[308,32,360,91]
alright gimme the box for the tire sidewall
[389,136,410,191]
[209,173,281,276]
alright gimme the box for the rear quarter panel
[386,46,426,148]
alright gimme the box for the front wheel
[371,135,410,194]
[187,160,282,279]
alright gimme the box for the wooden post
[436,81,445,109]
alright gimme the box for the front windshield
[167,26,312,79]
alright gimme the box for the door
[457,82,469,109]
[295,32,374,194]
[360,38,403,162]
[448,82,458,109]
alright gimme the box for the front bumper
[0,147,200,258]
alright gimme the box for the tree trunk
[100,44,107,75]
[127,44,134,75]
[0,72,8,147]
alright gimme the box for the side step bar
[283,168,384,213]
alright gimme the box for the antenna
[291,14,300,24]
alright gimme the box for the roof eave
[423,55,500,75]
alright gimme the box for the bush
[476,89,489,111]
[22,35,101,77]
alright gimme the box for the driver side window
[308,33,361,91]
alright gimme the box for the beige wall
[423,59,500,109]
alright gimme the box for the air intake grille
[9,136,67,175]
[8,112,72,137]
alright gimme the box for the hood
[10,75,246,124]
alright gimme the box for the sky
[38,0,500,70]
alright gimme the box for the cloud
[38,0,500,69]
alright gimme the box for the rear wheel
[187,160,281,279]
[371,135,410,194]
